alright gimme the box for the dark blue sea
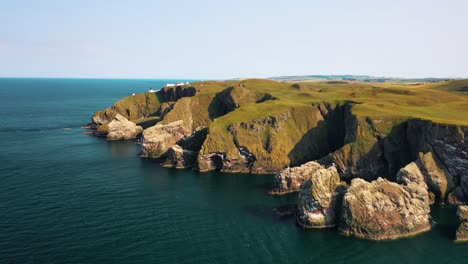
[0,78,467,263]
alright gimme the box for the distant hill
[268,74,455,83]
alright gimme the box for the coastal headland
[89,78,468,241]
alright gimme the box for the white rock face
[271,161,325,194]
[140,120,190,158]
[296,165,346,228]
[106,114,143,140]
[340,163,431,240]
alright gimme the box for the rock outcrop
[106,114,143,140]
[162,145,197,169]
[414,152,454,203]
[140,120,190,158]
[339,163,431,240]
[407,120,468,204]
[296,165,346,228]
[270,161,325,194]
[456,205,468,242]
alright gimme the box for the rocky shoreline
[87,79,468,241]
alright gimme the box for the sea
[0,78,467,263]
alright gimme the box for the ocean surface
[0,78,467,263]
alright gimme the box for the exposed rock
[396,162,425,186]
[296,165,347,228]
[270,161,325,194]
[455,205,468,242]
[415,152,454,202]
[140,120,190,158]
[197,152,227,172]
[162,145,196,169]
[319,116,412,182]
[340,171,431,240]
[407,120,468,203]
[106,114,143,140]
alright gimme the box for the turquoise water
[0,78,467,263]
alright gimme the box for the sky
[0,0,467,79]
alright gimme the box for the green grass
[95,78,468,172]
[195,79,467,130]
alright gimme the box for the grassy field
[94,78,467,172]
[189,78,468,128]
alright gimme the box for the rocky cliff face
[198,103,347,174]
[106,114,143,140]
[339,162,431,240]
[407,120,468,204]
[140,120,191,158]
[89,79,468,241]
[162,145,197,169]
[296,165,346,228]
[270,161,325,195]
[456,205,468,241]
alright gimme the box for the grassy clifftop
[91,78,467,173]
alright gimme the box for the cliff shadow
[322,121,413,183]
[288,106,346,167]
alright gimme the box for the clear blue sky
[1,0,467,79]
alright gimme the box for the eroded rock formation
[456,205,468,242]
[162,145,197,169]
[296,165,346,228]
[339,163,431,240]
[106,114,143,140]
[270,161,325,194]
[140,120,190,158]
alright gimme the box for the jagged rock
[296,165,346,228]
[270,161,325,194]
[106,114,143,140]
[163,145,196,169]
[140,120,190,158]
[340,171,431,240]
[197,152,227,172]
[407,120,468,203]
[396,162,425,186]
[318,114,412,182]
[415,152,454,202]
[455,205,468,241]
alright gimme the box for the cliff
[89,78,468,240]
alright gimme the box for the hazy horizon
[1,0,468,79]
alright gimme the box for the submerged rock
[162,145,196,169]
[140,120,190,158]
[271,161,325,194]
[456,205,468,242]
[106,114,143,140]
[340,163,431,240]
[296,165,346,228]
